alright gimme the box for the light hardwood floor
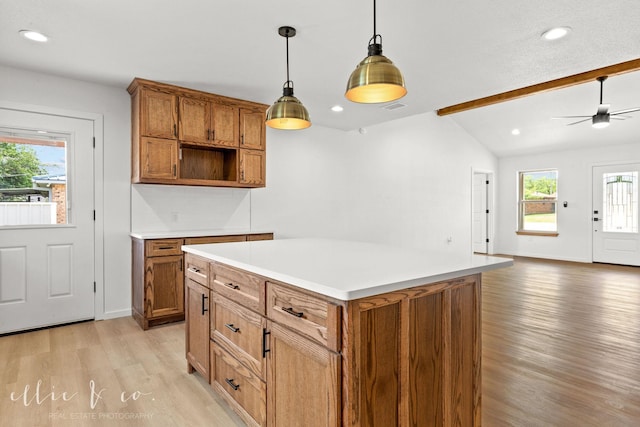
[1,257,638,426]
[482,257,640,426]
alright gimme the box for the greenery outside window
[517,169,559,236]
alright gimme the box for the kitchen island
[182,238,512,427]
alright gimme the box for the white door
[473,173,488,253]
[0,108,95,333]
[592,163,640,266]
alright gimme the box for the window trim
[517,169,559,236]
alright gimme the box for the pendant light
[266,26,311,130]
[345,0,407,103]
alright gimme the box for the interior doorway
[472,170,493,254]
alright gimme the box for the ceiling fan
[553,76,640,128]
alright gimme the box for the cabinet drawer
[145,239,183,257]
[185,253,209,286]
[211,343,266,427]
[267,282,341,351]
[184,235,247,245]
[211,263,265,315]
[212,294,266,379]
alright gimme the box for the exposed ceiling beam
[437,58,640,116]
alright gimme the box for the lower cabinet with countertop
[130,231,272,330]
[183,238,513,426]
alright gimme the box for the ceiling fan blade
[566,118,592,126]
[597,104,610,115]
[551,115,591,119]
[610,107,640,115]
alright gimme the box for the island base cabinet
[343,274,481,427]
[267,322,341,427]
[211,343,267,427]
[186,278,210,380]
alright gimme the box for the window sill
[516,231,559,237]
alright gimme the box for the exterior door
[0,108,95,333]
[592,163,640,266]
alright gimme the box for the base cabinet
[185,258,481,427]
[186,277,210,379]
[267,322,341,427]
[132,233,272,330]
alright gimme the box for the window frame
[516,169,559,237]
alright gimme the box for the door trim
[0,100,105,320]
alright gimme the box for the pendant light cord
[373,0,377,40]
[286,32,290,85]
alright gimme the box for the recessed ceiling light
[331,105,344,112]
[541,27,571,41]
[19,30,49,42]
[511,129,521,135]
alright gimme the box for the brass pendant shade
[345,0,406,104]
[345,43,406,103]
[266,26,311,130]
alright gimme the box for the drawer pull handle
[201,294,208,315]
[262,329,271,358]
[282,306,304,318]
[225,378,240,391]
[188,267,201,273]
[158,246,174,250]
[225,323,240,333]
[224,283,239,290]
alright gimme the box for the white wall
[0,65,131,318]
[131,184,251,233]
[1,65,499,321]
[252,112,498,256]
[495,142,640,262]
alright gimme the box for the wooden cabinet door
[140,137,178,180]
[239,149,265,186]
[267,322,341,427]
[140,88,177,139]
[212,104,239,147]
[145,255,183,319]
[240,109,265,150]
[179,96,210,144]
[186,278,210,380]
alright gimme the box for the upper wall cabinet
[128,78,267,188]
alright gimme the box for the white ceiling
[2,0,640,157]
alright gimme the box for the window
[518,169,558,235]
[0,128,68,226]
[602,172,638,233]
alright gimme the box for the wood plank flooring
[482,257,640,426]
[1,256,638,426]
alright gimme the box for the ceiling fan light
[345,53,406,103]
[592,114,610,129]
[266,93,311,130]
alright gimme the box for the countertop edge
[130,229,273,239]
[182,244,513,301]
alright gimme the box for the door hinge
[93,210,96,220]
[486,238,490,243]
[93,281,96,293]
[486,180,489,185]
[93,137,95,148]
[486,209,490,214]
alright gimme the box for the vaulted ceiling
[1,0,639,157]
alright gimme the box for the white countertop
[182,238,513,301]
[130,229,273,240]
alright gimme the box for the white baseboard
[96,308,132,321]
